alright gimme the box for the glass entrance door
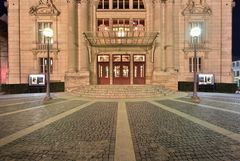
[133,55,146,84]
[97,55,110,84]
[113,55,130,84]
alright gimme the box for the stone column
[67,0,78,73]
[153,0,161,72]
[79,0,89,72]
[165,0,174,72]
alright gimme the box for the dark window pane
[125,0,129,9]
[139,0,144,9]
[104,0,109,9]
[133,0,138,9]
[104,19,109,26]
[119,0,123,9]
[98,0,103,9]
[113,0,117,9]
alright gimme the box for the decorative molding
[152,0,167,5]
[78,0,90,4]
[29,0,60,16]
[182,0,212,16]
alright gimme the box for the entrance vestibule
[97,54,146,85]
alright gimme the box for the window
[38,22,53,44]
[39,58,53,74]
[132,19,145,31]
[98,0,109,9]
[112,19,130,32]
[112,0,130,9]
[189,22,204,45]
[189,57,202,73]
[97,19,110,31]
[237,71,240,77]
[237,61,240,67]
[133,0,144,9]
[233,62,235,67]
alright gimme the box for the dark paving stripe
[126,101,240,161]
[178,97,240,112]
[0,100,87,139]
[157,99,240,134]
[0,98,65,114]
[0,102,117,161]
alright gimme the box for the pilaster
[67,0,78,73]
[165,0,174,72]
[79,0,90,72]
[153,0,161,72]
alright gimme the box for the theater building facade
[6,0,233,91]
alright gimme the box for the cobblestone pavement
[178,97,240,112]
[0,102,117,161]
[157,99,240,134]
[126,101,240,161]
[0,93,240,161]
[0,99,87,138]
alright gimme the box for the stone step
[69,85,175,98]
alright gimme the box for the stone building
[0,20,8,85]
[6,0,233,91]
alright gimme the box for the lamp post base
[191,95,200,103]
[43,95,52,102]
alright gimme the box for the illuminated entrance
[97,54,146,85]
[97,55,110,84]
[133,55,145,84]
[113,54,130,84]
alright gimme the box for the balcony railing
[184,41,209,52]
[33,43,58,52]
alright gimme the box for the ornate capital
[182,0,212,16]
[29,0,60,16]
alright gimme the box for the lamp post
[42,28,53,101]
[190,26,201,103]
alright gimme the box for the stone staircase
[68,85,175,98]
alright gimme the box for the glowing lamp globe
[190,27,201,37]
[43,28,53,38]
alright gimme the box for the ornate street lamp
[190,26,201,103]
[42,27,53,101]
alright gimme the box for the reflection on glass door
[113,54,130,84]
[133,55,145,84]
[97,55,110,84]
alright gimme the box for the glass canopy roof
[83,31,159,48]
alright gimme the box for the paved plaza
[0,92,240,161]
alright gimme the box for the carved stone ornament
[182,0,212,16]
[29,0,60,16]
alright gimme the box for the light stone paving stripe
[0,100,40,108]
[170,98,240,115]
[114,100,136,161]
[149,101,240,143]
[0,101,95,147]
[202,97,240,106]
[0,99,76,117]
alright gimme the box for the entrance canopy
[83,31,159,48]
